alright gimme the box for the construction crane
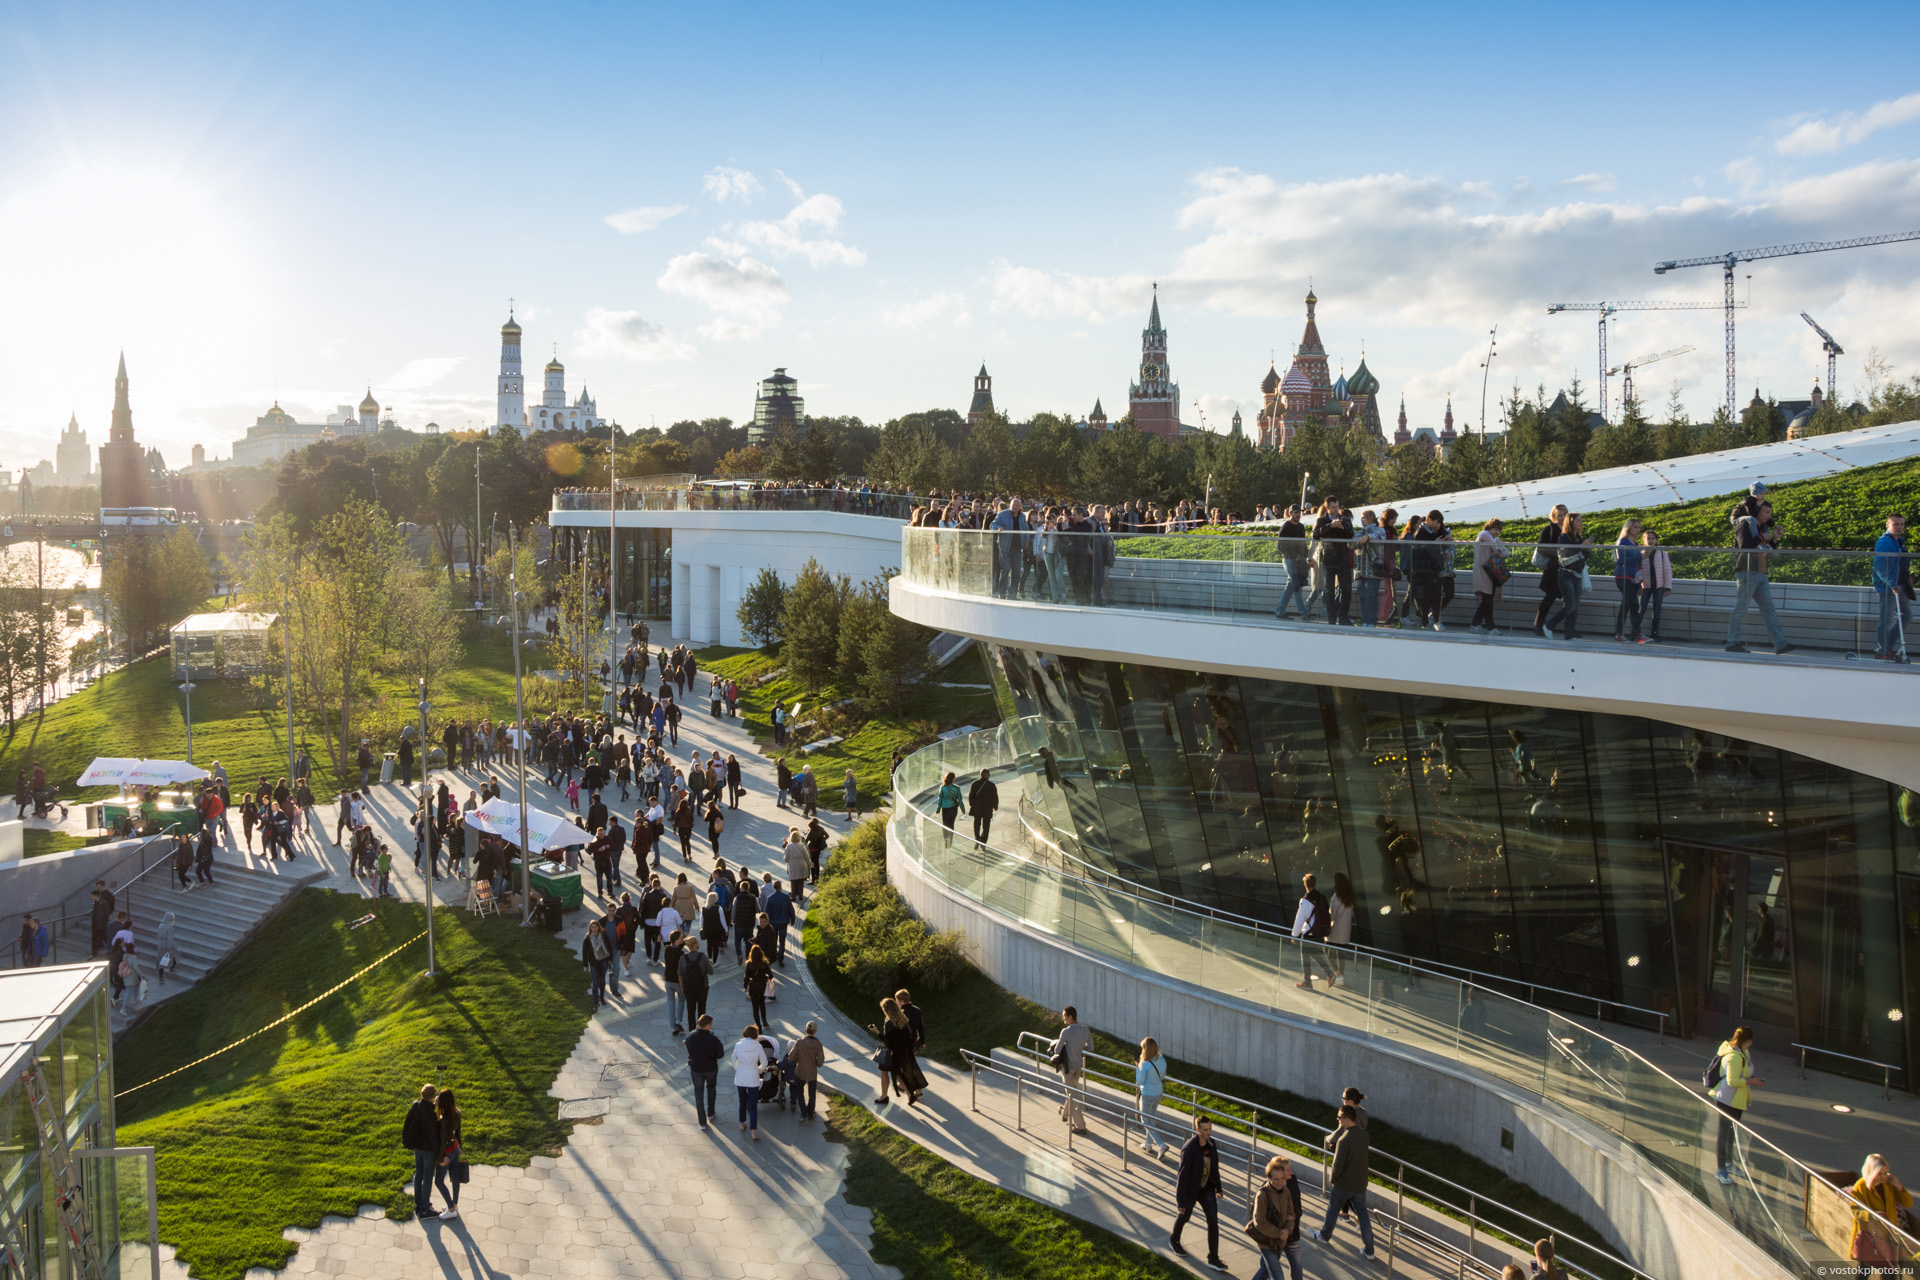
[1654,229,1920,418]
[1800,312,1843,401]
[1545,300,1732,422]
[1607,345,1694,410]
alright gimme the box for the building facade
[968,365,995,427]
[494,313,603,433]
[748,368,805,447]
[497,313,525,429]
[231,395,380,468]
[1128,287,1182,440]
[97,353,146,509]
[55,416,91,486]
[1258,290,1386,452]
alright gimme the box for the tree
[856,605,935,716]
[737,568,786,646]
[1582,393,1654,470]
[1739,394,1780,447]
[835,575,890,692]
[1654,385,1695,460]
[1375,442,1436,503]
[388,572,465,706]
[780,558,851,690]
[715,446,766,476]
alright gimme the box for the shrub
[809,817,967,996]
[737,567,786,646]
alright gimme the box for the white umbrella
[468,798,591,857]
[76,757,142,787]
[124,760,210,786]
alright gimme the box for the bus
[99,507,181,527]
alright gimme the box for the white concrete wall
[552,509,901,647]
[888,823,1787,1280]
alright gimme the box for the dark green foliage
[804,816,968,996]
[736,566,786,646]
[779,558,853,688]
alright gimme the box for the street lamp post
[508,524,532,924]
[1479,324,1499,436]
[418,677,436,977]
[178,677,196,763]
[607,418,617,702]
[280,572,295,787]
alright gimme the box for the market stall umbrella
[124,760,210,786]
[467,798,591,857]
[75,757,142,787]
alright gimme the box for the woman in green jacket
[936,772,962,840]
[1710,1025,1764,1184]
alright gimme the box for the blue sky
[3,0,1920,468]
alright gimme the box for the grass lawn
[116,888,590,1280]
[827,1092,1187,1280]
[698,643,995,802]
[806,819,1629,1279]
[0,628,571,803]
[23,828,86,858]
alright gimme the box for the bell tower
[1128,285,1181,440]
[496,311,526,430]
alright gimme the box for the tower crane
[1545,300,1733,423]
[1607,345,1694,410]
[1654,229,1920,418]
[1800,312,1843,401]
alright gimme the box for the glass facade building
[982,643,1918,1085]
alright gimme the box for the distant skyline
[2,1,1920,470]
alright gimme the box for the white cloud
[1560,172,1616,191]
[703,167,761,202]
[882,291,972,329]
[1775,91,1920,155]
[987,261,1152,322]
[381,356,465,391]
[573,308,697,362]
[731,186,865,268]
[603,204,687,234]
[656,251,789,340]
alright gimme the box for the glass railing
[553,485,916,519]
[890,727,1920,1280]
[898,525,1916,666]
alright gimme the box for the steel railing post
[971,1060,978,1113]
[1016,1077,1023,1131]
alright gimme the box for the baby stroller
[32,785,67,820]
[757,1034,789,1111]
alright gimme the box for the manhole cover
[559,1098,611,1120]
[600,1060,650,1082]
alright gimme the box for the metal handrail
[962,1045,1609,1280]
[5,826,182,969]
[925,782,1667,1039]
[900,731,1920,1272]
[1349,942,1669,1036]
[1008,1033,1651,1280]
[1793,1043,1902,1099]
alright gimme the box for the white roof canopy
[169,611,278,636]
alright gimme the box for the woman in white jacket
[1329,873,1356,986]
[732,1024,771,1139]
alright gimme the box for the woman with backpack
[1708,1025,1763,1185]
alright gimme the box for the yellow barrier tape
[114,929,430,1100]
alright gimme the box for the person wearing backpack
[678,936,714,1028]
[1708,1025,1764,1185]
[1290,872,1336,989]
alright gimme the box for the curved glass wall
[979,643,1914,1083]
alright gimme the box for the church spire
[110,351,134,442]
[1147,283,1162,333]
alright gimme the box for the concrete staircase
[115,860,321,1026]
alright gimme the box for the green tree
[857,604,936,716]
[1654,385,1696,460]
[835,575,891,694]
[1739,394,1780,447]
[1375,442,1436,503]
[736,568,786,646]
[780,558,851,690]
[1582,393,1654,470]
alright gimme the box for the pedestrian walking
[1846,1154,1911,1268]
[581,920,613,1010]
[1248,1155,1305,1280]
[1291,872,1336,988]
[401,1084,444,1220]
[842,768,858,821]
[744,944,773,1030]
[1709,1025,1763,1185]
[866,996,927,1106]
[783,829,809,902]
[967,768,998,844]
[763,880,793,965]
[1053,1005,1093,1130]
[1874,512,1911,663]
[701,891,728,963]
[679,935,713,1028]
[1169,1113,1227,1270]
[686,1014,725,1129]
[806,818,829,884]
[790,1020,826,1121]
[732,1024,770,1139]
[1136,1036,1169,1156]
[1313,1104,1377,1260]
[1726,499,1793,654]
[432,1089,464,1219]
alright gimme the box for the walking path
[130,638,1538,1279]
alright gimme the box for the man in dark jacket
[1314,1104,1376,1258]
[967,769,999,844]
[401,1084,442,1219]
[1274,507,1310,620]
[1312,498,1356,625]
[731,879,760,962]
[684,1014,725,1128]
[763,883,794,967]
[678,937,714,1026]
[1170,1113,1226,1269]
[90,881,115,957]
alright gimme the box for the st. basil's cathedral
[1256,287,1455,456]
